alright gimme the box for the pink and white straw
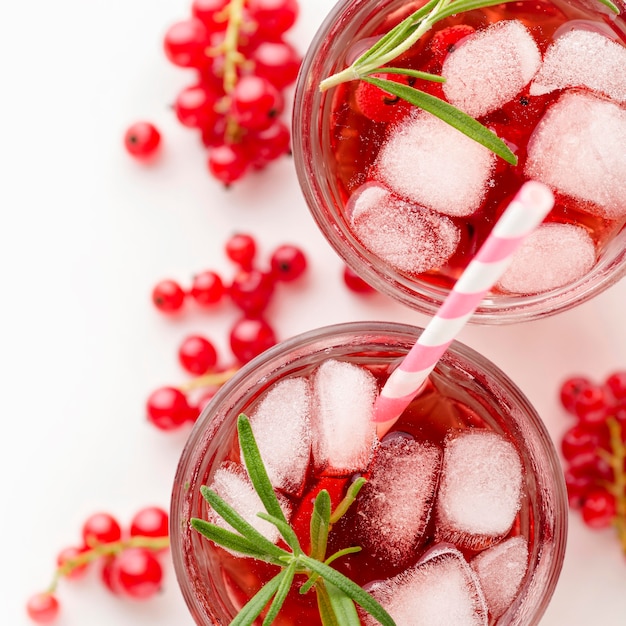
[373,180,555,437]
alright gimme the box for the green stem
[47,535,170,593]
[179,367,239,392]
[602,417,626,553]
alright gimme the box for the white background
[1,0,625,624]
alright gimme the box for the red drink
[170,322,567,625]
[293,0,626,322]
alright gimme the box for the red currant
[429,24,476,57]
[248,120,291,167]
[248,0,299,39]
[56,545,90,580]
[231,75,283,131]
[225,233,257,269]
[269,244,307,281]
[190,270,226,306]
[146,387,193,431]
[354,73,415,124]
[229,317,277,363]
[208,143,250,186]
[163,19,210,68]
[559,376,593,414]
[343,265,376,294]
[26,593,60,623]
[110,548,164,600]
[130,506,169,540]
[174,84,222,129]
[82,512,122,547]
[581,490,617,529]
[191,0,229,32]
[152,279,186,313]
[178,335,219,375]
[101,556,121,595]
[560,424,602,462]
[574,385,610,425]
[606,371,626,401]
[124,122,161,159]
[229,269,275,314]
[250,40,301,89]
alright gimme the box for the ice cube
[348,182,460,275]
[471,536,529,618]
[311,359,378,475]
[207,463,292,546]
[375,112,496,217]
[355,436,442,567]
[248,377,312,495]
[363,544,488,626]
[530,30,626,104]
[496,222,595,294]
[524,91,626,219]
[442,20,541,118]
[435,430,523,551]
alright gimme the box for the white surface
[1,1,625,624]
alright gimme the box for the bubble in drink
[311,358,377,474]
[355,436,442,567]
[471,536,529,618]
[497,222,596,294]
[206,463,292,545]
[375,111,496,217]
[435,430,523,550]
[348,182,461,274]
[525,91,626,219]
[530,29,626,104]
[442,20,541,118]
[248,377,312,495]
[363,544,488,626]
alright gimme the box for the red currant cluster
[147,233,308,431]
[26,507,169,623]
[559,371,626,550]
[162,0,301,184]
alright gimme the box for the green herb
[319,0,620,165]
[190,414,395,626]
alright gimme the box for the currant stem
[179,367,239,392]
[47,535,170,593]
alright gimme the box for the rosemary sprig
[319,0,620,165]
[190,414,395,626]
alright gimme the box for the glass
[292,0,626,324]
[170,321,568,625]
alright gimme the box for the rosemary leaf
[326,582,362,626]
[378,67,446,83]
[238,414,289,525]
[435,0,519,21]
[257,512,302,555]
[316,581,342,626]
[310,489,332,562]
[190,518,283,563]
[262,560,298,626]
[330,477,366,524]
[230,571,284,626]
[199,485,288,561]
[300,555,396,626]
[363,76,518,164]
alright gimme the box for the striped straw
[373,180,555,438]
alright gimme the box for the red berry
[146,386,193,431]
[559,376,593,414]
[174,84,222,129]
[191,0,229,32]
[101,555,122,595]
[248,0,299,38]
[248,120,291,167]
[163,19,210,68]
[82,512,122,547]
[124,122,161,159]
[225,233,257,269]
[605,370,626,401]
[574,385,610,425]
[270,244,307,281]
[26,593,60,623]
[560,424,601,462]
[564,463,595,510]
[229,269,275,314]
[429,24,476,58]
[57,545,90,580]
[581,490,617,529]
[130,506,169,540]
[229,317,277,363]
[354,73,415,123]
[152,279,186,313]
[110,548,163,600]
[250,40,301,89]
[231,75,283,131]
[178,335,219,375]
[343,265,376,294]
[190,270,226,306]
[208,143,250,185]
